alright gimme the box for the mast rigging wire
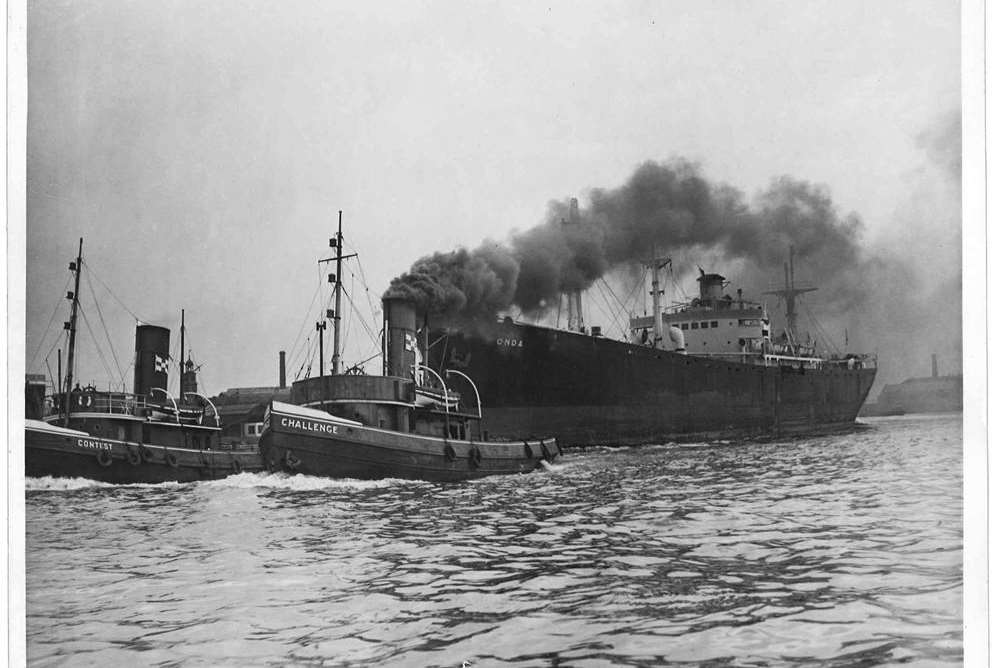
[42,330,67,377]
[345,240,384,337]
[598,277,637,336]
[45,358,56,393]
[593,281,630,339]
[343,287,382,350]
[82,258,150,324]
[287,271,324,376]
[77,308,115,384]
[84,269,126,386]
[28,273,73,369]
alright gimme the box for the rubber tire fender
[96,450,113,467]
[540,441,551,462]
[164,451,179,468]
[444,443,457,462]
[469,445,482,468]
[125,447,142,466]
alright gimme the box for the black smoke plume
[385,158,865,322]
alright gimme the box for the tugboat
[24,239,262,482]
[258,222,559,482]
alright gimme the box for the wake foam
[201,471,431,491]
[23,476,187,491]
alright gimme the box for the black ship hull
[430,320,877,446]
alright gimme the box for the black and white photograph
[9,0,985,665]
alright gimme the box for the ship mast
[763,245,816,344]
[179,308,185,397]
[319,211,357,376]
[62,238,83,426]
[644,250,671,348]
[332,211,344,375]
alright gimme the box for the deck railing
[44,390,218,421]
[686,351,877,370]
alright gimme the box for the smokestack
[698,272,725,301]
[279,350,286,389]
[134,325,170,397]
[932,353,938,378]
[383,297,417,379]
[569,197,580,224]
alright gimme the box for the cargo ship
[426,249,877,446]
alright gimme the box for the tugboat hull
[259,402,558,482]
[26,420,262,484]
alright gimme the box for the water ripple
[26,415,961,666]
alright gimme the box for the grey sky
[26,0,960,394]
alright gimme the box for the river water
[25,414,962,667]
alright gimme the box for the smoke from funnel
[385,158,865,321]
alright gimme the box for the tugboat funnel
[383,297,417,379]
[134,325,170,398]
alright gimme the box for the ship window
[711,321,718,328]
[680,323,689,330]
[701,322,709,329]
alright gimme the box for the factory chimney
[932,354,938,378]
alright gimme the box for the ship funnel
[134,324,170,397]
[697,272,726,301]
[279,350,287,388]
[383,297,417,379]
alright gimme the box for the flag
[154,354,169,373]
